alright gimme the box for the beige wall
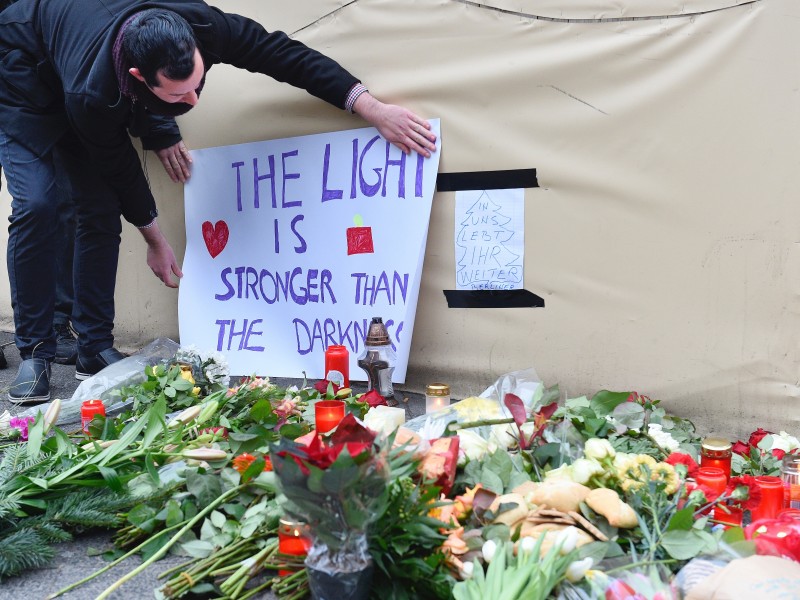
[1,0,797,437]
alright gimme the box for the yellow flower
[179,366,195,385]
[452,396,502,421]
[650,462,680,495]
[192,386,201,396]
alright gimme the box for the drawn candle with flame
[346,214,374,255]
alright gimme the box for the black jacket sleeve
[66,93,158,227]
[187,6,360,109]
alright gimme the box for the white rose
[363,406,405,435]
[570,458,604,485]
[584,438,616,461]
[775,432,800,453]
[457,429,490,465]
[647,423,680,452]
[545,464,574,481]
[489,423,517,450]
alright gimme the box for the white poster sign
[454,188,524,290]
[179,121,441,380]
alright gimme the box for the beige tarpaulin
[0,0,796,437]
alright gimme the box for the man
[0,0,437,402]
[0,0,77,369]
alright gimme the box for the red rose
[773,448,786,460]
[362,389,387,409]
[731,441,750,457]
[748,427,772,449]
[314,379,340,395]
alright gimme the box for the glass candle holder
[277,518,311,576]
[324,345,349,388]
[695,467,727,496]
[315,400,345,434]
[425,383,450,414]
[751,475,784,522]
[700,437,732,480]
[781,454,800,510]
[81,399,106,435]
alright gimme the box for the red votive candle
[695,467,727,496]
[314,400,345,434]
[751,476,784,522]
[700,437,732,480]
[81,399,106,435]
[277,518,311,576]
[324,345,349,387]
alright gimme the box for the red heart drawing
[202,220,229,258]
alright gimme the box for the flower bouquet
[270,413,389,600]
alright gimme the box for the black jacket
[0,0,359,226]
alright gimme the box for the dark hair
[122,9,197,88]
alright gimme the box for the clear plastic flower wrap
[403,367,543,442]
[20,337,180,427]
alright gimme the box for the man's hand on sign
[352,92,437,158]
[156,141,192,183]
[138,220,183,288]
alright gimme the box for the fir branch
[0,528,55,578]
[46,489,132,529]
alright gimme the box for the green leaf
[144,453,160,485]
[240,456,266,484]
[127,504,157,529]
[26,414,45,460]
[722,526,746,544]
[142,398,167,448]
[165,499,184,527]
[164,386,177,398]
[96,465,123,493]
[28,477,49,489]
[185,471,222,506]
[612,402,645,431]
[478,468,504,494]
[589,390,630,417]
[250,399,273,422]
[210,510,226,529]
[171,378,194,391]
[667,507,695,531]
[661,530,711,560]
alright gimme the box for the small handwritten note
[454,189,524,290]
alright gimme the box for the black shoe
[8,357,51,404]
[76,348,126,381]
[53,322,78,365]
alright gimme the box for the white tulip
[554,526,580,555]
[481,539,497,563]
[566,557,594,582]
[460,561,474,580]
[518,536,537,555]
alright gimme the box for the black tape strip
[443,289,545,308]
[436,169,538,192]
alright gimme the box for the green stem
[46,522,184,599]
[95,485,244,600]
[604,558,678,575]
